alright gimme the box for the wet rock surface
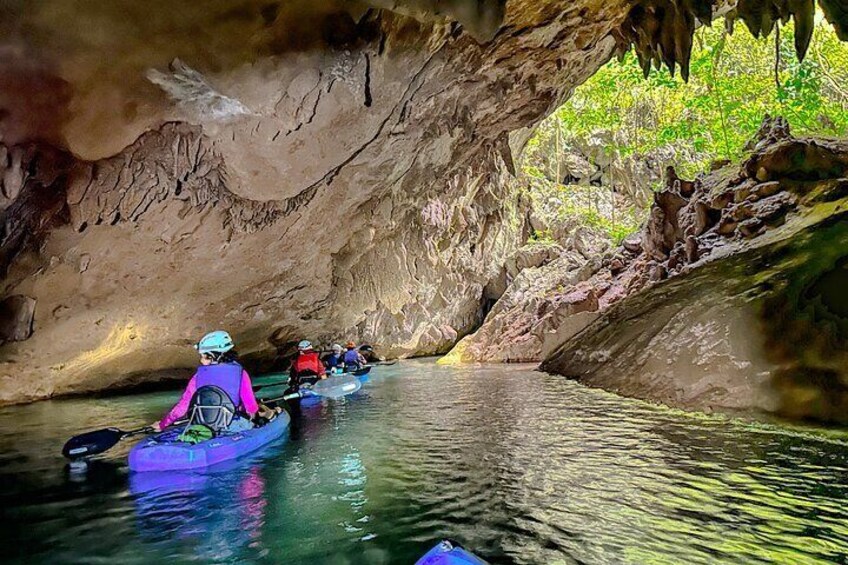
[541,123,848,424]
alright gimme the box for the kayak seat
[187,385,236,434]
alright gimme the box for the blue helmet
[195,331,234,354]
[297,340,312,351]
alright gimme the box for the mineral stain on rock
[0,295,35,344]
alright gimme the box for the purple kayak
[128,411,290,472]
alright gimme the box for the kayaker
[153,331,263,433]
[343,341,368,370]
[358,344,378,363]
[322,343,345,373]
[289,340,326,389]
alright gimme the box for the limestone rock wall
[441,227,609,364]
[0,1,627,403]
[3,1,848,405]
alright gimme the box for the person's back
[343,342,366,369]
[343,349,359,365]
[290,340,326,387]
[156,331,261,433]
[195,361,243,403]
[322,344,344,372]
[293,351,323,375]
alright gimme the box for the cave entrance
[518,8,848,252]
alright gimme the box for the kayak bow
[416,540,488,565]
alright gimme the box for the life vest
[194,362,243,409]
[292,351,323,375]
[343,349,360,365]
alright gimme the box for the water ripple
[1,360,847,563]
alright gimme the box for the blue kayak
[416,540,488,565]
[327,366,372,380]
[296,368,370,406]
[128,411,291,472]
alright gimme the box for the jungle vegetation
[525,13,848,243]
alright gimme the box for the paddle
[62,426,155,460]
[262,374,362,404]
[255,366,372,392]
[63,374,362,460]
[310,374,362,398]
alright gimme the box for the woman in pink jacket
[154,331,261,433]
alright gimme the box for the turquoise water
[1,360,848,564]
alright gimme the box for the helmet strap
[204,351,223,363]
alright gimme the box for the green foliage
[545,15,848,171]
[565,204,638,246]
[527,228,555,244]
[522,14,848,243]
[554,19,848,167]
[528,181,642,246]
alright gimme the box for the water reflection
[130,453,275,561]
[0,361,847,564]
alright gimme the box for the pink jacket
[159,369,259,429]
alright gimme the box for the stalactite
[819,0,848,39]
[618,0,848,81]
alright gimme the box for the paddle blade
[62,428,125,459]
[311,374,362,399]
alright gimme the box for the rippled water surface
[1,360,848,564]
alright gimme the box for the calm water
[1,360,847,564]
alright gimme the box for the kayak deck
[128,411,291,472]
[293,369,370,406]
